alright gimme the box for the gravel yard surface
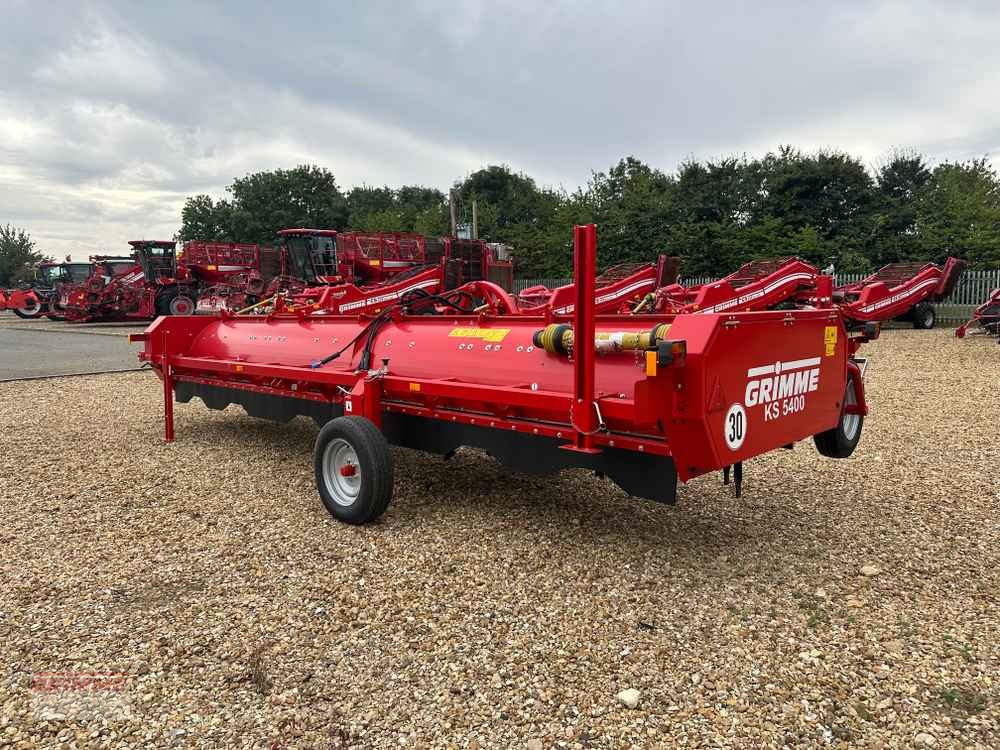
[1,329,998,749]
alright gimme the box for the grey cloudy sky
[3,0,1000,259]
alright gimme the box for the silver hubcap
[842,378,860,441]
[322,438,361,507]
[17,302,39,315]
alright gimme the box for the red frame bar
[571,225,599,452]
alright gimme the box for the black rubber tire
[12,300,43,319]
[314,416,394,524]
[814,374,864,458]
[155,288,195,316]
[155,289,174,316]
[912,302,935,329]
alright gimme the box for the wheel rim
[322,438,361,507]
[170,296,194,315]
[841,378,860,441]
[17,301,40,316]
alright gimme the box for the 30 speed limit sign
[724,403,747,451]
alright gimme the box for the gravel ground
[1,329,998,749]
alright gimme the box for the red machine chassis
[137,226,871,518]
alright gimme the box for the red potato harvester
[516,256,681,315]
[61,242,197,322]
[134,225,874,525]
[832,258,966,329]
[275,231,516,316]
[646,257,820,315]
[629,256,965,322]
[181,241,264,314]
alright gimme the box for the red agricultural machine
[0,260,94,319]
[61,241,199,322]
[136,224,882,525]
[638,257,820,315]
[507,254,963,326]
[516,257,680,315]
[180,241,267,314]
[955,287,1000,340]
[214,229,516,317]
[832,259,966,329]
[630,256,963,326]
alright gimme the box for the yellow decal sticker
[370,259,381,266]
[409,382,421,392]
[824,326,837,356]
[448,327,511,343]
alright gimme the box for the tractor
[2,259,95,319]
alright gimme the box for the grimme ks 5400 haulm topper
[135,225,875,524]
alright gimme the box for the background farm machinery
[494,254,965,326]
[203,229,516,316]
[4,227,967,334]
[58,240,265,322]
[60,241,199,322]
[955,287,1000,340]
[832,259,966,329]
[0,260,95,319]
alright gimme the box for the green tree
[872,150,932,264]
[454,165,568,277]
[742,147,878,271]
[916,159,1000,268]
[395,186,448,230]
[577,157,675,270]
[179,165,349,245]
[346,185,449,235]
[178,195,232,241]
[666,157,756,275]
[346,186,396,228]
[0,225,48,286]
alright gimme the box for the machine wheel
[12,300,43,319]
[168,294,196,315]
[814,374,863,458]
[912,302,935,329]
[156,289,196,316]
[314,416,394,524]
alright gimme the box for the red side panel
[663,312,847,481]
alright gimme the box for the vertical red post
[163,358,175,443]
[815,274,833,308]
[572,224,598,452]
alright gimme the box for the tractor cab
[130,240,180,283]
[277,229,339,284]
[35,262,67,287]
[93,256,138,282]
[37,262,94,286]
